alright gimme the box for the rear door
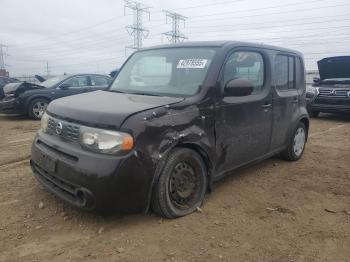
[270,54,300,150]
[214,49,273,176]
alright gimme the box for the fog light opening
[76,189,87,206]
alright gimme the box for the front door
[88,75,111,92]
[214,49,273,176]
[54,75,90,99]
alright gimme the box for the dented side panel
[121,98,216,208]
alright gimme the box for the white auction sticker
[177,59,208,69]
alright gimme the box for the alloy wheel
[32,101,48,119]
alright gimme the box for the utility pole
[124,0,151,52]
[0,44,7,70]
[162,11,188,43]
[46,61,50,76]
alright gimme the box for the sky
[0,0,349,76]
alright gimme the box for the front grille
[318,88,350,98]
[48,117,80,141]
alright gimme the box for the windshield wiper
[108,90,161,96]
[128,92,161,97]
[108,89,126,94]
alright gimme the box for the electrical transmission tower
[0,44,7,70]
[162,11,188,43]
[124,0,151,52]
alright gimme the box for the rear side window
[275,55,296,90]
[295,57,304,88]
[90,76,110,86]
[223,51,265,94]
[62,76,89,88]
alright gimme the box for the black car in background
[307,56,350,117]
[0,74,111,119]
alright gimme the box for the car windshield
[40,76,68,88]
[109,47,217,97]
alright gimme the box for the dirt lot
[0,114,349,262]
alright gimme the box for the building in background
[0,69,9,77]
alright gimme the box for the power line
[190,2,350,22]
[189,0,343,19]
[162,10,188,43]
[9,1,349,52]
[188,12,350,30]
[124,0,151,51]
[11,14,350,56]
[12,0,338,50]
[186,18,350,36]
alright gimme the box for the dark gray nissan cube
[30,41,309,218]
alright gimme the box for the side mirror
[59,83,71,90]
[224,79,254,97]
[313,77,320,83]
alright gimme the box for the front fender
[121,103,216,212]
[20,94,52,111]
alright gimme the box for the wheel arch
[146,142,214,213]
[26,95,52,111]
[299,116,310,141]
[175,142,213,182]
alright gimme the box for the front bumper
[30,131,155,213]
[0,98,21,114]
[310,98,350,113]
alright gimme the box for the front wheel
[151,148,207,218]
[281,122,307,161]
[28,98,49,120]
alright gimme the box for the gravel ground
[0,113,349,262]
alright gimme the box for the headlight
[41,112,49,133]
[79,126,134,154]
[306,85,316,93]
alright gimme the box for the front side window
[223,51,265,94]
[275,55,296,90]
[62,76,88,88]
[110,48,217,97]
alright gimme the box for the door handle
[261,103,272,109]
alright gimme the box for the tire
[151,148,207,218]
[28,98,49,120]
[281,122,307,161]
[309,111,319,118]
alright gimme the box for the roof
[142,41,303,56]
[318,56,350,62]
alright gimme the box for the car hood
[317,56,350,81]
[2,82,45,97]
[47,90,184,128]
[3,82,24,94]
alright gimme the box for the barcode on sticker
[177,59,208,69]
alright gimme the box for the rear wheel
[281,122,307,161]
[151,148,207,218]
[28,98,49,120]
